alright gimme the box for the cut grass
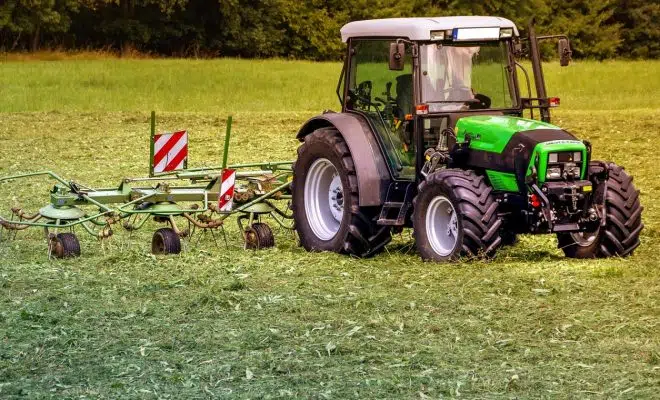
[0,59,659,398]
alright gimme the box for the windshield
[420,42,515,110]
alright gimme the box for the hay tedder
[0,112,294,258]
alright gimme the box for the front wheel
[413,169,503,261]
[558,162,643,258]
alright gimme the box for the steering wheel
[348,81,374,108]
[469,93,492,109]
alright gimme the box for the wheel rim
[425,195,459,257]
[304,158,344,241]
[570,229,599,247]
[48,236,64,258]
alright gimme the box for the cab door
[344,39,416,180]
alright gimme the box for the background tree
[0,0,80,51]
[0,0,657,60]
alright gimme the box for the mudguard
[296,112,390,206]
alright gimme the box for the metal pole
[222,116,232,170]
[149,111,156,177]
[527,19,550,123]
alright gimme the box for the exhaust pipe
[527,18,551,123]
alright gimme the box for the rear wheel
[559,162,643,258]
[413,169,503,261]
[292,127,391,257]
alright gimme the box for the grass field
[0,58,659,398]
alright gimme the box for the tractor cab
[338,17,566,181]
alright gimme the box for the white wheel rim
[304,158,344,241]
[425,195,459,256]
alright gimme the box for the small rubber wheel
[152,228,181,255]
[49,233,81,259]
[244,223,275,250]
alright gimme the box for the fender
[296,112,390,206]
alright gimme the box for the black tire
[413,169,503,261]
[244,222,275,249]
[49,233,81,259]
[558,162,643,258]
[151,227,181,255]
[292,127,391,257]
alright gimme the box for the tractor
[291,16,644,261]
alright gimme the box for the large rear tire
[413,169,503,261]
[292,127,391,257]
[558,162,643,258]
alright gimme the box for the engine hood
[454,115,588,184]
[454,115,582,153]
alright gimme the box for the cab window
[347,39,415,179]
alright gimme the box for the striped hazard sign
[152,130,188,174]
[218,169,236,212]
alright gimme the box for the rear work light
[548,97,560,107]
[499,28,514,38]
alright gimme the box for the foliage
[0,0,658,59]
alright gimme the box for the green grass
[0,58,659,398]
[1,58,659,113]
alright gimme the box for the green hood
[455,115,588,185]
[455,115,563,153]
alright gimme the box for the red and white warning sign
[152,130,188,173]
[218,169,236,212]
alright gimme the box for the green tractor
[291,16,644,261]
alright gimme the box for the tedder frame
[0,113,295,258]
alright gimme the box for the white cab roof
[341,16,519,42]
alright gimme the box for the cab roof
[340,16,519,42]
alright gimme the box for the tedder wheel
[151,227,181,255]
[292,127,391,257]
[48,232,81,259]
[244,222,275,250]
[558,162,643,258]
[413,169,503,261]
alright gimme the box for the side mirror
[389,42,405,71]
[559,38,572,66]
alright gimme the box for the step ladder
[377,182,415,226]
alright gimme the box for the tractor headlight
[430,30,445,41]
[546,167,562,180]
[563,163,581,179]
[546,152,583,180]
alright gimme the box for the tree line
[0,0,658,60]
